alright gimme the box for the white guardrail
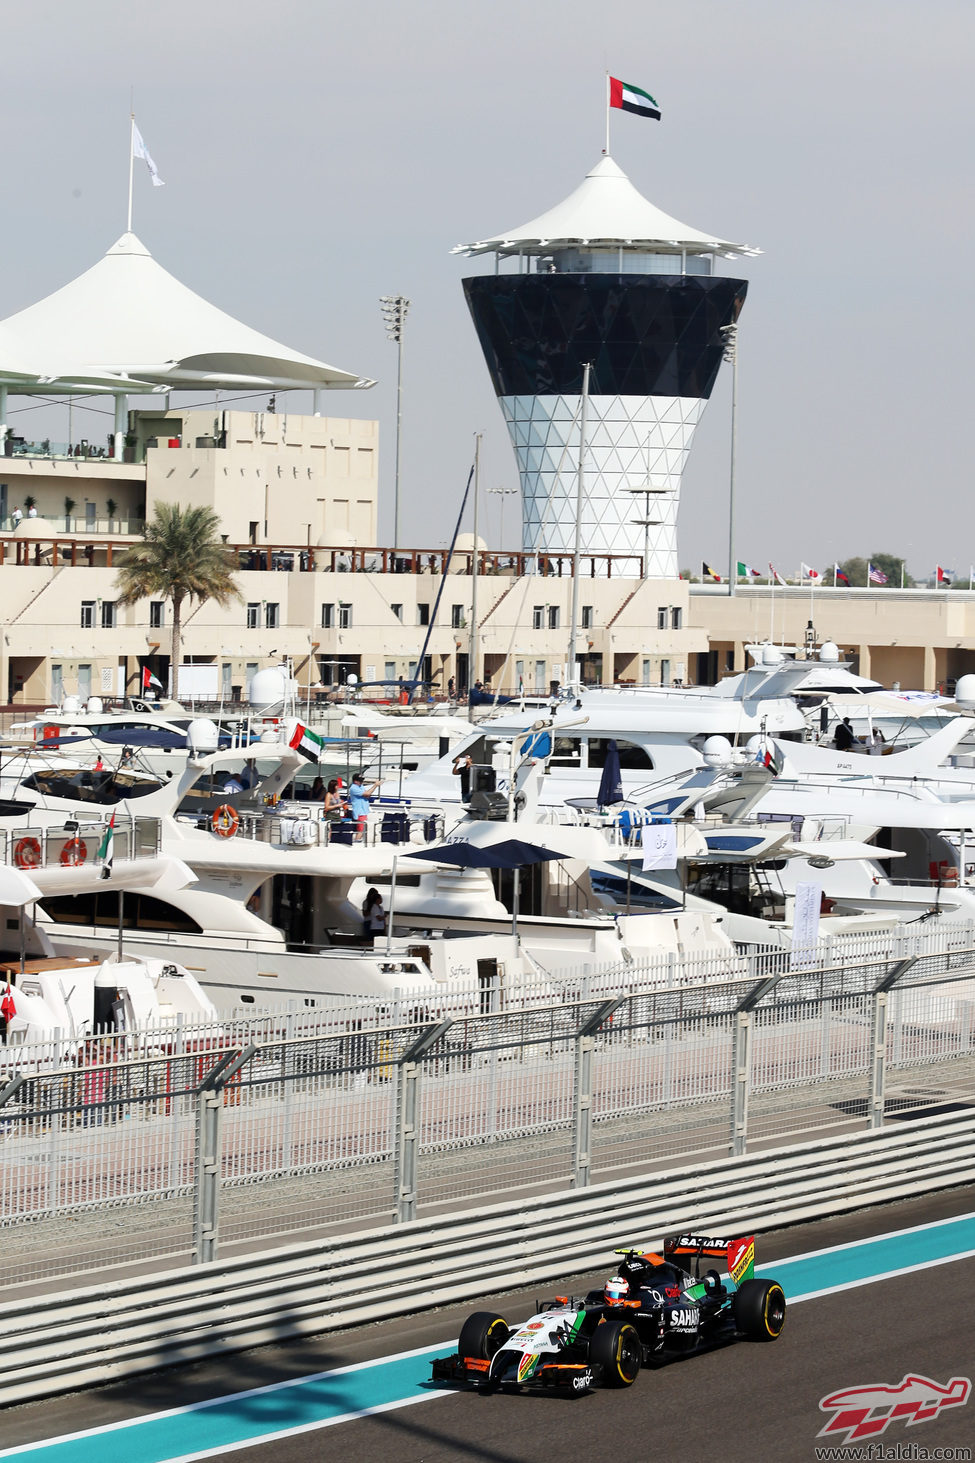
[3,1107,973,1407]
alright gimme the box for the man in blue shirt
[347,773,379,837]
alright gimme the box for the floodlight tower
[380,294,410,553]
[454,157,757,576]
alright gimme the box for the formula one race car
[431,1232,785,1395]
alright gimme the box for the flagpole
[127,111,135,233]
[605,72,611,154]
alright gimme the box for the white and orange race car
[431,1233,786,1394]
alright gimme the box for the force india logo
[818,1374,971,1443]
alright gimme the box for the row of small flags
[701,562,958,586]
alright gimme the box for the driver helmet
[604,1276,628,1305]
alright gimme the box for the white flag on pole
[132,123,165,188]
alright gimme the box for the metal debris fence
[0,922,973,1289]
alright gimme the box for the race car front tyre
[458,1311,510,1361]
[589,1317,642,1387]
[734,1279,786,1341]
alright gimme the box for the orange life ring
[14,836,41,869]
[212,804,240,838]
[60,837,88,866]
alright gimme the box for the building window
[417,603,430,626]
[80,601,95,629]
[548,606,560,630]
[245,662,259,694]
[391,603,403,622]
[384,661,396,681]
[101,601,116,629]
[149,601,164,628]
[581,605,593,630]
[246,603,260,629]
[532,605,544,630]
[642,658,651,686]
[451,604,465,629]
[338,604,352,629]
[661,658,671,685]
[51,664,63,702]
[265,602,279,630]
[671,607,682,630]
[321,603,334,628]
[657,606,667,629]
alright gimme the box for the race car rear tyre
[589,1317,642,1387]
[734,1279,786,1341]
[458,1311,509,1361]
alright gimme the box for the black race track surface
[4,1186,974,1463]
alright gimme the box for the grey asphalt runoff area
[3,1187,973,1463]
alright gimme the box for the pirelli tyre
[734,1278,786,1341]
[458,1311,510,1362]
[589,1316,642,1387]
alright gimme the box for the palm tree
[115,503,240,701]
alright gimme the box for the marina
[0,20,973,1430]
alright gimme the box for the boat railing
[200,800,447,850]
[1,815,162,872]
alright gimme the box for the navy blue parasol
[596,738,623,808]
[407,836,562,937]
[407,837,562,869]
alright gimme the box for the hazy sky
[3,0,972,578]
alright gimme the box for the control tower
[455,157,756,576]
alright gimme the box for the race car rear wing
[664,1233,755,1286]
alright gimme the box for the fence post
[193,1045,258,1264]
[868,958,917,1131]
[571,999,622,1189]
[393,1021,452,1223]
[730,974,784,1157]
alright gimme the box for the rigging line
[410,462,476,696]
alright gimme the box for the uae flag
[142,664,163,691]
[937,566,952,586]
[1,981,15,1022]
[702,561,722,582]
[609,77,661,121]
[289,722,326,763]
[737,562,761,579]
[98,811,115,879]
[758,742,783,776]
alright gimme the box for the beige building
[0,405,702,705]
[689,585,975,693]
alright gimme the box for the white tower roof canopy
[454,155,759,259]
[0,233,374,393]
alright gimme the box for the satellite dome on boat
[954,675,975,708]
[248,665,297,711]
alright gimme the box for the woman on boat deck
[362,887,387,938]
[322,778,344,821]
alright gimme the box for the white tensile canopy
[0,232,372,394]
[454,155,759,259]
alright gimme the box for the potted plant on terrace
[64,496,75,532]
